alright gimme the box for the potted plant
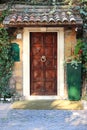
[65,39,83,101]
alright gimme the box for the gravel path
[0,103,87,130]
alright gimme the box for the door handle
[41,56,46,62]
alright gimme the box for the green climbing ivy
[68,0,87,79]
[0,28,14,99]
[0,10,9,24]
[80,1,87,79]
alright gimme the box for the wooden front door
[30,32,57,95]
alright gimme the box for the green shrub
[0,28,14,100]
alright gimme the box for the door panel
[33,59,43,68]
[46,70,55,79]
[30,32,57,95]
[33,70,44,80]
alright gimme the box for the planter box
[66,63,82,101]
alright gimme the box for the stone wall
[64,27,77,59]
[64,27,77,98]
[11,39,23,96]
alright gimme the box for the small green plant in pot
[65,39,83,67]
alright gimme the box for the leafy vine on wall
[80,1,87,79]
[0,28,15,100]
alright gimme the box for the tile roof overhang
[3,6,83,27]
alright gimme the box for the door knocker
[41,55,46,62]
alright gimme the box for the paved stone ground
[0,103,87,130]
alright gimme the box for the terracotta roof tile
[48,14,55,22]
[35,15,41,22]
[54,12,61,22]
[41,15,48,22]
[23,14,29,22]
[61,12,68,22]
[69,14,76,22]
[29,14,35,22]
[17,15,22,22]
[10,14,17,23]
[3,7,83,27]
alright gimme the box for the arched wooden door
[30,32,57,95]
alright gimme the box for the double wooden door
[30,32,57,95]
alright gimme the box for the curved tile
[48,14,55,22]
[29,14,35,22]
[54,12,61,22]
[35,15,41,22]
[3,15,10,24]
[23,14,29,22]
[69,14,76,22]
[61,12,68,22]
[10,14,17,23]
[17,15,22,22]
[41,15,48,22]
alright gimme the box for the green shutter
[11,43,20,62]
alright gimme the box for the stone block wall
[64,27,77,59]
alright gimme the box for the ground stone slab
[0,103,87,130]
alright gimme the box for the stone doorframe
[23,27,64,100]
